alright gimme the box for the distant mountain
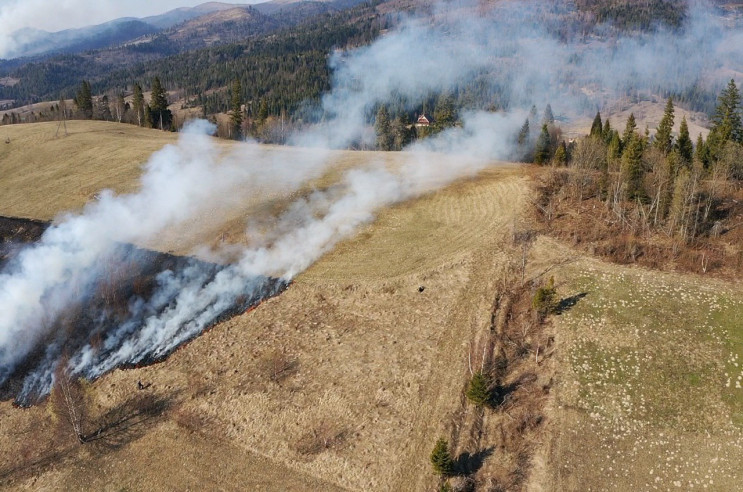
[6,19,159,59]
[164,6,282,48]
[4,2,258,60]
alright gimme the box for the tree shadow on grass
[456,446,495,475]
[554,292,588,314]
[83,391,176,452]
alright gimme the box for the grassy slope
[532,237,743,491]
[0,121,527,490]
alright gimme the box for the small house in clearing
[415,114,433,127]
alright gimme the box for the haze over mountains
[2,0,366,59]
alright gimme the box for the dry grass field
[0,121,528,490]
[2,121,742,491]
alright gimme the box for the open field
[0,121,527,490]
[531,237,743,491]
[2,121,743,490]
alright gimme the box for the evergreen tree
[712,79,742,145]
[543,103,554,125]
[466,372,491,407]
[621,133,645,200]
[622,112,637,146]
[75,80,93,119]
[695,133,709,167]
[608,131,622,159]
[602,118,612,143]
[132,83,145,127]
[654,97,675,155]
[590,111,603,138]
[517,118,530,146]
[534,123,552,164]
[554,140,568,165]
[433,93,456,131]
[430,438,455,476]
[375,105,393,151]
[257,98,270,123]
[149,77,172,130]
[230,79,243,140]
[676,116,693,164]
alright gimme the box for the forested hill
[0,0,382,107]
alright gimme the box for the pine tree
[622,113,637,146]
[602,118,612,143]
[590,111,603,138]
[554,140,568,165]
[621,133,645,200]
[543,103,554,125]
[712,79,742,145]
[695,133,709,167]
[654,97,675,155]
[466,372,491,407]
[375,105,393,151]
[517,118,530,146]
[430,438,455,476]
[149,77,172,130]
[132,83,145,127]
[534,123,552,164]
[433,93,456,131]
[608,131,622,159]
[75,80,93,119]
[676,116,693,164]
[230,79,243,140]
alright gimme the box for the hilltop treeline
[0,2,385,114]
[536,79,743,276]
[575,0,686,30]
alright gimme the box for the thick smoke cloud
[1,0,742,402]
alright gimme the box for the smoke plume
[1,0,742,403]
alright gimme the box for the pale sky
[0,0,268,33]
[0,0,270,58]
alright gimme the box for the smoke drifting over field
[1,0,742,403]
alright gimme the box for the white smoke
[2,0,742,402]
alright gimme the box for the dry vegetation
[1,120,742,491]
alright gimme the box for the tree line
[539,79,743,246]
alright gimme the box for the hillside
[0,121,741,490]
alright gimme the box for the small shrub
[430,437,456,476]
[532,276,556,318]
[466,371,491,407]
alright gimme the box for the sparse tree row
[537,79,743,274]
[430,253,557,490]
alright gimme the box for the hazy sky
[0,0,268,33]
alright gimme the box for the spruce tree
[695,133,709,167]
[375,105,393,151]
[149,77,172,130]
[535,123,552,164]
[517,118,530,146]
[430,438,455,476]
[554,140,568,165]
[590,111,603,138]
[622,113,637,146]
[676,116,693,164]
[602,118,612,143]
[712,79,742,145]
[543,103,554,125]
[654,97,675,155]
[132,83,145,127]
[466,372,491,407]
[230,79,243,140]
[621,133,645,200]
[75,80,93,119]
